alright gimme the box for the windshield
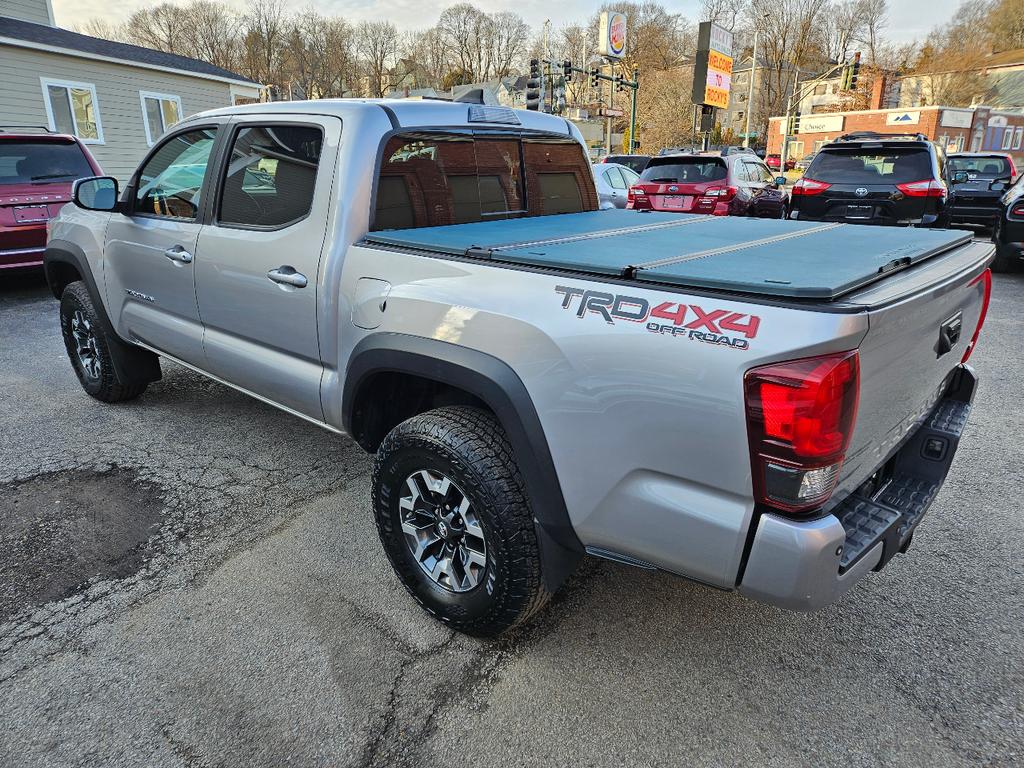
[640,158,727,183]
[0,141,92,185]
[947,156,1013,178]
[807,148,933,184]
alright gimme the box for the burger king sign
[599,11,627,59]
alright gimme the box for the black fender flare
[44,240,161,387]
[343,333,584,592]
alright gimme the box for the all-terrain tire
[60,281,148,402]
[372,406,551,636]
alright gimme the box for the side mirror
[951,170,969,184]
[775,176,788,187]
[73,176,119,211]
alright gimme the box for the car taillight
[961,269,992,364]
[895,179,946,198]
[1010,202,1024,217]
[744,350,860,514]
[703,185,737,201]
[791,177,831,196]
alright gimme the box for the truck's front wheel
[59,282,149,403]
[372,406,550,636]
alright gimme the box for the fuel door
[351,277,392,330]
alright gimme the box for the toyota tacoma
[44,100,992,635]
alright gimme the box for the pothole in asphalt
[0,467,165,622]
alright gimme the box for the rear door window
[606,167,627,189]
[640,159,727,183]
[373,134,595,231]
[0,140,92,185]
[218,124,323,228]
[808,148,933,184]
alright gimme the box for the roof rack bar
[0,125,55,133]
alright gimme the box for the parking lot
[0,266,1021,768]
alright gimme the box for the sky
[52,0,965,44]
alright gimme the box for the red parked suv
[1,127,102,271]
[627,153,789,218]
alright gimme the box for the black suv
[790,132,948,226]
[945,152,1016,230]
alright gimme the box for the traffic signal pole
[779,54,860,170]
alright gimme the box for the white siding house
[0,0,261,180]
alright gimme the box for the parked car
[0,126,102,270]
[46,99,991,636]
[599,154,650,174]
[628,153,789,217]
[765,154,796,171]
[794,152,817,173]
[790,132,948,226]
[592,162,640,209]
[944,152,1016,230]
[991,170,1024,271]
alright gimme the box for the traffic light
[840,51,862,90]
[787,112,801,134]
[615,75,625,93]
[526,58,544,111]
[590,67,600,88]
[563,60,572,81]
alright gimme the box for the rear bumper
[739,365,977,611]
[0,246,45,269]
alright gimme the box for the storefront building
[766,106,1024,168]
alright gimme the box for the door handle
[267,266,308,288]
[164,246,193,264]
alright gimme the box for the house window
[1002,128,1014,150]
[40,78,102,143]
[814,84,827,95]
[1014,127,1023,150]
[140,92,183,146]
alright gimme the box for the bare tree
[489,12,531,80]
[75,18,126,42]
[359,20,400,98]
[857,0,887,64]
[819,0,864,63]
[243,0,287,88]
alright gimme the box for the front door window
[135,128,218,220]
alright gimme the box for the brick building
[766,105,1024,168]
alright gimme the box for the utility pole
[743,25,760,148]
[628,67,639,152]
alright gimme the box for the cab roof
[192,99,576,136]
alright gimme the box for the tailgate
[830,239,992,501]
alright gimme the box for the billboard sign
[692,21,734,110]
[599,12,627,59]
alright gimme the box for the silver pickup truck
[44,100,992,636]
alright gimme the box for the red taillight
[1010,202,1024,217]
[744,350,860,514]
[703,185,738,201]
[628,186,650,209]
[961,268,992,363]
[895,179,946,198]
[791,177,832,196]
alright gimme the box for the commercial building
[766,105,1024,167]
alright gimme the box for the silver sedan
[592,162,641,209]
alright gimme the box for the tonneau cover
[362,210,972,300]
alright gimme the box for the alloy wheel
[399,469,487,592]
[70,309,101,381]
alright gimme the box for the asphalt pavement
[1,267,1022,768]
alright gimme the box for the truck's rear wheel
[60,281,148,402]
[372,406,550,636]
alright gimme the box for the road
[1,268,1022,768]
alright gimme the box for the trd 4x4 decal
[554,285,760,350]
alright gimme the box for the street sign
[599,108,624,117]
[598,12,627,60]
[692,21,734,110]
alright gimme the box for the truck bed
[363,210,973,300]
